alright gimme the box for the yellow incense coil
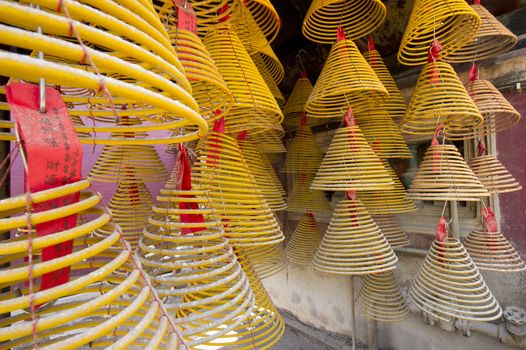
[244,243,289,279]
[469,154,522,194]
[238,138,287,211]
[169,27,233,123]
[89,143,168,183]
[0,1,207,144]
[0,180,184,349]
[397,0,481,66]
[461,79,522,139]
[354,108,411,159]
[362,49,407,125]
[202,248,284,349]
[285,212,323,265]
[283,76,313,126]
[407,143,490,201]
[94,176,153,248]
[260,153,286,198]
[400,61,483,138]
[235,5,284,84]
[305,39,388,119]
[358,160,417,215]
[287,173,332,213]
[203,26,283,134]
[281,125,323,173]
[444,2,518,63]
[193,131,285,247]
[371,215,411,248]
[312,197,398,275]
[244,0,281,44]
[252,53,285,106]
[310,124,395,191]
[359,271,409,322]
[137,187,255,347]
[464,230,526,273]
[302,0,386,44]
[250,128,286,153]
[410,238,502,322]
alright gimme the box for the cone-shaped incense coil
[285,212,323,265]
[312,196,398,275]
[469,154,522,194]
[302,0,386,44]
[203,26,283,134]
[462,78,522,139]
[252,53,285,106]
[260,153,286,198]
[238,138,287,211]
[244,244,289,279]
[94,176,153,247]
[137,187,256,347]
[281,125,323,173]
[0,1,207,144]
[208,249,285,349]
[305,38,388,119]
[287,173,332,213]
[410,238,502,322]
[354,108,411,159]
[358,160,417,215]
[0,180,186,348]
[398,0,480,65]
[193,131,284,247]
[169,27,233,123]
[363,47,407,124]
[89,144,168,183]
[407,143,490,201]
[283,76,314,126]
[400,61,483,138]
[444,2,518,63]
[359,271,409,322]
[251,128,287,153]
[244,0,281,44]
[310,122,395,191]
[464,230,526,273]
[372,215,411,248]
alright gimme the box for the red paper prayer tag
[237,130,247,141]
[367,36,377,66]
[300,112,307,126]
[176,2,197,34]
[343,106,356,127]
[346,190,357,200]
[427,40,442,84]
[176,144,206,234]
[477,141,487,157]
[6,81,82,292]
[218,3,230,22]
[337,26,346,42]
[436,216,448,243]
[431,123,443,172]
[468,63,479,82]
[482,208,498,233]
[213,114,225,133]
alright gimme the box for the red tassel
[431,123,443,172]
[337,26,347,42]
[482,208,498,233]
[477,141,487,157]
[213,114,225,133]
[427,40,443,84]
[367,36,377,66]
[468,63,479,83]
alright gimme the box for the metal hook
[296,49,308,72]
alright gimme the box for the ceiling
[271,0,526,95]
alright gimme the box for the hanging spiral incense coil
[250,128,286,153]
[460,79,522,139]
[310,123,395,191]
[363,47,407,125]
[302,0,386,44]
[464,230,526,273]
[89,143,168,183]
[94,175,153,248]
[407,143,490,201]
[312,196,398,275]
[0,180,185,349]
[238,138,287,211]
[305,38,388,119]
[168,27,233,123]
[244,243,289,279]
[358,160,417,215]
[285,212,323,265]
[252,53,285,106]
[359,271,409,322]
[137,188,256,348]
[259,153,286,198]
[193,131,285,247]
[283,75,314,127]
[354,108,411,159]
[410,238,502,322]
[469,154,522,194]
[281,125,323,173]
[397,0,480,65]
[444,2,518,63]
[400,61,483,138]
[0,0,207,144]
[203,26,283,134]
[287,173,332,213]
[371,215,411,248]
[243,0,281,44]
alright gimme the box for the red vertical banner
[6,82,82,291]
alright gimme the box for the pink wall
[496,90,526,253]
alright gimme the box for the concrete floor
[270,326,334,350]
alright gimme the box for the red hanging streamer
[427,40,443,84]
[343,106,356,127]
[367,36,377,66]
[6,82,82,292]
[337,26,347,42]
[213,113,225,133]
[482,208,498,233]
[237,130,247,141]
[431,123,443,172]
[436,216,448,264]
[175,1,197,34]
[468,63,479,83]
[346,190,357,200]
[477,141,487,157]
[218,3,230,22]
